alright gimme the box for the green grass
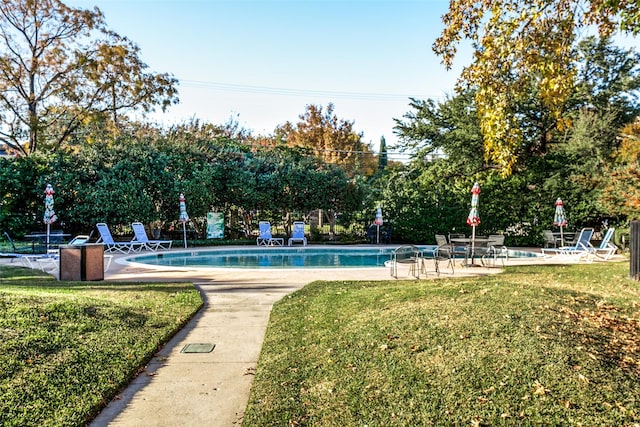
[0,265,203,426]
[244,262,640,426]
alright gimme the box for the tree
[434,0,639,174]
[394,90,485,173]
[377,136,388,173]
[276,103,377,177]
[571,36,640,127]
[600,119,640,220]
[0,0,178,155]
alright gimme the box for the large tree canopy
[275,103,377,177]
[0,0,178,155]
[434,0,639,174]
[600,119,640,220]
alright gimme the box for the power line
[241,141,413,162]
[178,79,440,102]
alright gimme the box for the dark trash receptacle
[59,244,104,281]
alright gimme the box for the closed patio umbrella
[179,193,189,248]
[554,198,567,246]
[43,184,58,252]
[374,206,383,244]
[466,182,481,263]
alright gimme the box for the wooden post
[631,221,640,281]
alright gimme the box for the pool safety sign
[207,212,224,239]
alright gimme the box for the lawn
[244,261,640,426]
[0,265,203,426]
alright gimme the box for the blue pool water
[125,246,542,269]
[127,247,413,269]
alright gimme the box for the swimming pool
[125,246,423,269]
[122,246,542,270]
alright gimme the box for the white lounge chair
[288,221,307,246]
[34,234,93,273]
[587,228,617,260]
[541,227,594,260]
[131,222,173,251]
[96,223,144,254]
[256,221,284,246]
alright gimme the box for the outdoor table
[25,232,71,252]
[450,237,490,266]
[552,232,575,247]
[25,232,71,241]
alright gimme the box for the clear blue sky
[66,0,469,159]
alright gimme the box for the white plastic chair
[131,222,173,251]
[587,228,617,260]
[256,221,284,246]
[287,221,307,246]
[96,223,144,254]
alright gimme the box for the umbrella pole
[46,223,50,253]
[182,222,187,249]
[377,224,380,244]
[471,225,476,264]
[560,226,564,247]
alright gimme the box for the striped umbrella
[553,198,567,246]
[374,206,383,244]
[43,184,58,252]
[179,193,189,248]
[466,182,481,260]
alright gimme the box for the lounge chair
[2,231,35,255]
[256,221,284,246]
[34,234,94,273]
[587,228,617,260]
[1,232,45,269]
[541,227,594,260]
[131,222,173,251]
[96,223,144,254]
[288,221,307,246]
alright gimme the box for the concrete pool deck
[1,245,614,426]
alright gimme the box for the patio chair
[288,221,307,246]
[541,227,594,260]
[256,221,284,246]
[543,230,557,248]
[131,222,173,251]
[448,233,468,265]
[481,234,508,267]
[587,228,617,260]
[435,234,455,274]
[366,224,377,243]
[381,225,392,244]
[96,223,144,254]
[35,234,93,274]
[390,245,422,278]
